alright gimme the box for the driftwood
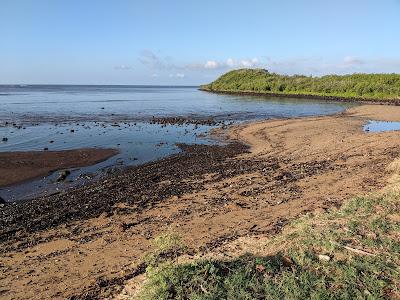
[331,241,376,257]
[342,245,376,256]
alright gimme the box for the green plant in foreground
[136,192,400,299]
[144,232,187,267]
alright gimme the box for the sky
[1,0,400,85]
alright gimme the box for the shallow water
[0,85,354,123]
[364,120,400,133]
[0,85,355,201]
[0,122,215,201]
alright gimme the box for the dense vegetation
[136,160,400,299]
[201,69,400,101]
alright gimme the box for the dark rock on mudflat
[150,116,224,126]
[0,142,252,247]
[57,170,71,182]
[0,196,6,204]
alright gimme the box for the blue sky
[1,0,400,84]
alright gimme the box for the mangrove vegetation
[201,69,400,101]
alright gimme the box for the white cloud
[139,50,261,72]
[261,56,400,76]
[343,56,364,66]
[138,50,400,76]
[226,58,235,67]
[203,57,260,70]
[139,50,166,69]
[240,58,259,67]
[213,57,260,69]
[204,60,219,69]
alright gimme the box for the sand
[1,105,400,299]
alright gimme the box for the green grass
[136,191,400,299]
[200,69,400,101]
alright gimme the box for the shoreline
[1,104,400,299]
[0,142,250,243]
[0,148,119,188]
[199,88,400,106]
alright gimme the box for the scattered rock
[0,142,250,246]
[57,170,71,182]
[150,116,224,126]
[318,254,331,262]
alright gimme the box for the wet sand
[0,148,119,187]
[1,105,400,299]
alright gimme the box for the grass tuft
[135,191,400,299]
[144,232,187,267]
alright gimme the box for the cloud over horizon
[137,50,400,82]
[139,50,262,72]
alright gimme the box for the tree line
[201,69,400,101]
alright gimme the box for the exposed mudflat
[1,105,400,299]
[0,148,119,187]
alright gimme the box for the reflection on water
[364,120,400,133]
[0,85,355,123]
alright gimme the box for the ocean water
[0,85,355,201]
[0,85,354,123]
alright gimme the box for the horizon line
[0,84,201,87]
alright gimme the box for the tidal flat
[0,85,352,201]
[1,103,400,299]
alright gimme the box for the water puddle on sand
[364,120,400,133]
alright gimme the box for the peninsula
[201,69,400,103]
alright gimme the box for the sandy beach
[1,104,400,299]
[4,2,399,298]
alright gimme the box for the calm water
[0,85,355,201]
[364,120,400,133]
[0,85,353,123]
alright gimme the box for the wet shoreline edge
[199,88,400,106]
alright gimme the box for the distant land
[201,69,400,103]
